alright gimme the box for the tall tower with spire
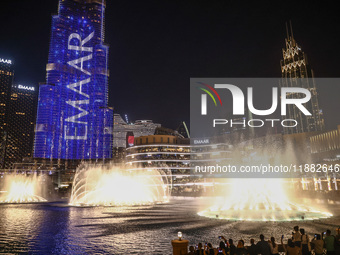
[280,22,324,134]
[34,0,113,160]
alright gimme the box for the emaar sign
[18,85,35,91]
[0,58,12,64]
[63,32,94,140]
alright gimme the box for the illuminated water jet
[198,179,332,221]
[0,174,47,203]
[69,164,170,206]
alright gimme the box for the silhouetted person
[196,243,204,255]
[324,229,335,255]
[217,242,227,255]
[235,240,248,255]
[269,237,279,255]
[206,243,215,255]
[229,239,236,255]
[188,245,195,255]
[220,236,229,254]
[335,228,340,254]
[311,234,324,255]
[219,241,228,254]
[292,226,302,247]
[284,239,301,255]
[247,239,257,255]
[300,228,311,255]
[256,234,271,255]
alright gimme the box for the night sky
[0,0,339,130]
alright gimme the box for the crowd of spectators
[186,226,340,255]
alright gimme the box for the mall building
[113,114,160,160]
[126,134,234,195]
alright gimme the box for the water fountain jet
[0,174,47,203]
[69,164,170,206]
[198,178,332,221]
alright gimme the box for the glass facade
[34,0,113,160]
[4,85,37,169]
[0,59,14,168]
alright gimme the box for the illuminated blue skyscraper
[34,0,113,160]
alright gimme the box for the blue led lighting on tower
[34,0,113,160]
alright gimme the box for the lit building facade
[3,85,37,169]
[34,0,113,160]
[126,135,233,195]
[280,23,324,134]
[113,114,160,148]
[310,125,340,163]
[0,58,14,168]
[126,135,193,195]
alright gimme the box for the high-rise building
[280,23,324,134]
[0,58,14,168]
[3,84,37,169]
[34,0,113,160]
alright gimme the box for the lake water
[0,198,339,254]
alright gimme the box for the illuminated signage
[128,136,134,147]
[18,85,35,91]
[126,131,134,147]
[0,58,12,64]
[63,32,94,140]
[34,0,113,160]
[193,138,210,145]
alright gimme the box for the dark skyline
[0,0,339,130]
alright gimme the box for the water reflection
[0,199,339,254]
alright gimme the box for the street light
[178,231,182,241]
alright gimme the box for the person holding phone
[311,234,324,255]
[206,243,215,255]
[324,230,335,255]
[218,240,228,255]
[219,236,229,254]
[217,246,227,255]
